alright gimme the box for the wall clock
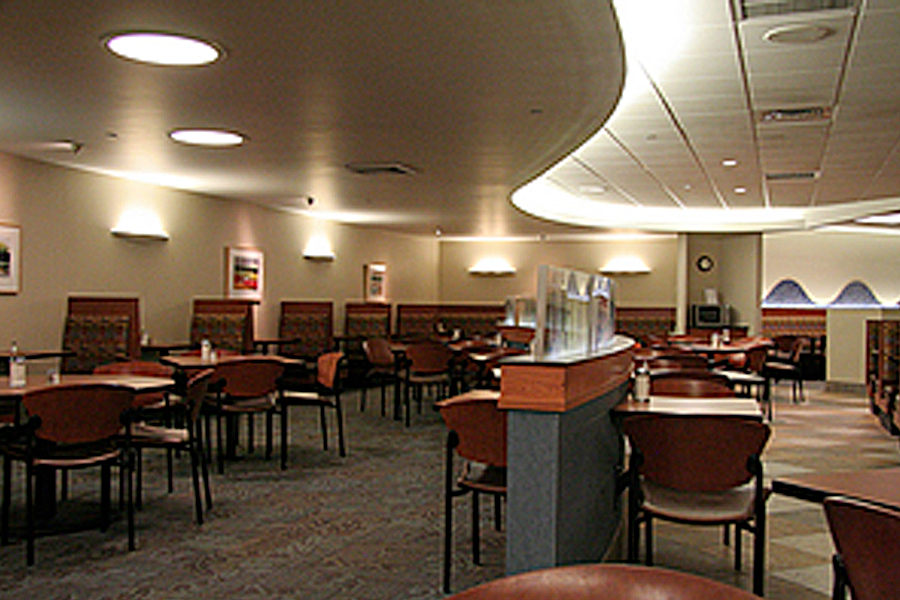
[696,255,714,272]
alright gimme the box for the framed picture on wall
[226,247,264,300]
[0,223,21,294]
[364,262,387,302]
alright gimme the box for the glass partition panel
[534,265,615,359]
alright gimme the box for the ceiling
[1,0,898,237]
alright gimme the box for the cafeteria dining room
[0,1,899,599]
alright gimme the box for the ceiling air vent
[766,171,819,181]
[758,106,831,124]
[345,162,417,176]
[739,0,855,20]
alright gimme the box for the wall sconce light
[110,208,170,241]
[468,257,516,276]
[599,255,650,274]
[303,235,335,261]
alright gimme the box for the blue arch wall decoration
[829,280,881,307]
[762,279,816,307]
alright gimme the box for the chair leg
[334,398,346,457]
[26,462,34,566]
[360,385,367,412]
[196,424,213,511]
[380,382,387,417]
[319,404,329,451]
[644,515,653,566]
[443,444,455,593]
[166,447,174,493]
[735,523,743,571]
[100,464,111,532]
[753,514,766,596]
[190,446,203,525]
[216,412,225,475]
[247,413,255,454]
[1,454,10,546]
[280,403,289,470]
[265,410,273,460]
[494,494,502,531]
[472,490,481,565]
[125,454,135,551]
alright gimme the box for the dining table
[772,467,900,511]
[612,395,765,421]
[0,372,176,518]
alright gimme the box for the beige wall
[687,233,762,333]
[437,236,679,307]
[0,153,438,350]
[764,230,900,305]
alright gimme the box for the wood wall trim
[498,342,634,412]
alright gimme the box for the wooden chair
[445,563,761,600]
[361,338,398,416]
[204,357,285,474]
[0,383,136,565]
[649,371,735,398]
[403,341,453,426]
[764,334,805,403]
[824,496,900,600]
[436,391,506,593]
[623,414,771,596]
[278,351,346,467]
[129,369,215,524]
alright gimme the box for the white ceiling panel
[5,0,900,235]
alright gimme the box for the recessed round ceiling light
[104,32,222,66]
[764,23,836,45]
[169,129,245,147]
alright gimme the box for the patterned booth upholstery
[61,296,141,374]
[278,301,334,361]
[615,307,676,345]
[345,303,391,340]
[190,299,256,354]
[396,304,504,340]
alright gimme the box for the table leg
[34,466,56,519]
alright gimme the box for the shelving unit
[866,319,900,435]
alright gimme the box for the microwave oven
[691,304,731,328]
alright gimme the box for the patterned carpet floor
[0,381,895,599]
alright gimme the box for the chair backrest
[650,372,735,398]
[437,393,506,467]
[648,354,709,371]
[623,414,770,492]
[446,563,760,600]
[316,351,344,390]
[824,497,900,600]
[743,345,769,373]
[406,341,452,375]
[213,357,285,399]
[23,383,135,444]
[771,334,802,362]
[178,368,215,422]
[363,337,395,368]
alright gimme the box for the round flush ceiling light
[169,129,245,147]
[763,24,836,45]
[104,32,222,66]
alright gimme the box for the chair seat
[280,389,337,407]
[641,479,757,524]
[765,360,798,372]
[409,372,450,385]
[213,396,276,413]
[32,446,122,468]
[459,463,507,495]
[131,422,190,445]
